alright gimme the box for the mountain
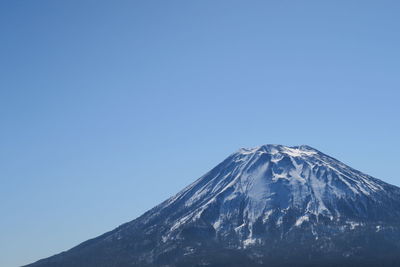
[26,145,400,267]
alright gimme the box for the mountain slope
[26,145,400,267]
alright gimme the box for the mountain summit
[27,145,400,267]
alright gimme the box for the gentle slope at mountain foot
[26,145,400,267]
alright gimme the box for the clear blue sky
[1,0,399,266]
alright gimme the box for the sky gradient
[1,1,400,266]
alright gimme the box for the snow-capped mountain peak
[27,144,400,267]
